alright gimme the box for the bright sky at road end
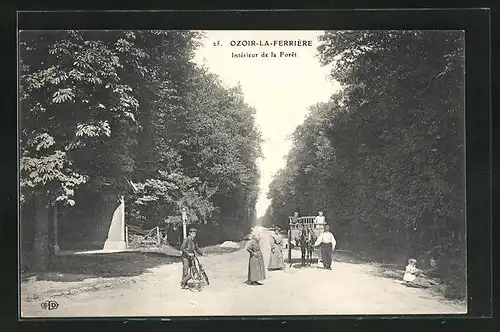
[194,30,340,218]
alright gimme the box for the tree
[20,30,141,270]
[266,31,465,297]
[126,33,262,238]
[179,70,262,238]
[20,30,264,270]
[125,31,214,229]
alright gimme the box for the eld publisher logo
[40,300,59,310]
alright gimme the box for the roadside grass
[22,251,180,283]
[333,247,466,302]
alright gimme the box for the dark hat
[188,228,197,233]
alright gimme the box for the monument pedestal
[103,240,127,251]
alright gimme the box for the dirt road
[21,229,466,317]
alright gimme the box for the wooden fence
[125,224,163,248]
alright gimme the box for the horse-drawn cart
[287,216,323,266]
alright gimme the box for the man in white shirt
[313,224,336,270]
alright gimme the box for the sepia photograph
[19,28,467,317]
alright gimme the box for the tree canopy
[20,30,262,269]
[265,31,465,298]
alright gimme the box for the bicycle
[188,253,210,292]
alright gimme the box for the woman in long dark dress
[246,233,266,285]
[268,227,285,270]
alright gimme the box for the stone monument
[103,196,127,251]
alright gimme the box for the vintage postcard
[19,28,467,317]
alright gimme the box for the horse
[304,227,317,266]
[296,226,317,267]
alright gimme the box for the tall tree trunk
[33,192,49,271]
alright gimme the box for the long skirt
[268,244,285,270]
[248,252,266,282]
[320,242,333,268]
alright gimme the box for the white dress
[403,264,417,282]
[314,216,325,231]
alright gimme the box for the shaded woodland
[264,31,465,299]
[20,31,262,271]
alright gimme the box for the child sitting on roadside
[402,258,437,288]
[403,258,420,283]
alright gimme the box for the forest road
[21,229,466,317]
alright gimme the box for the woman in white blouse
[314,211,326,232]
[313,224,336,269]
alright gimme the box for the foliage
[20,30,141,207]
[180,69,262,228]
[20,30,262,270]
[130,170,216,227]
[125,32,262,230]
[266,31,465,298]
